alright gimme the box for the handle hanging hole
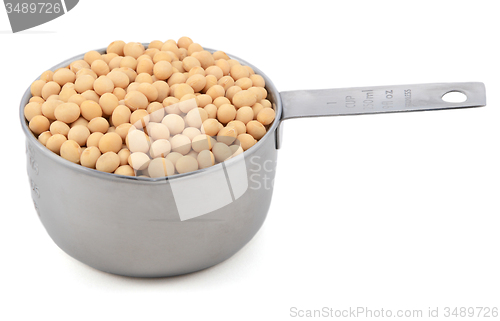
[442,91,468,103]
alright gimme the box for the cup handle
[276,82,486,149]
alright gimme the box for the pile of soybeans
[23,37,276,178]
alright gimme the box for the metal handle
[276,82,486,148]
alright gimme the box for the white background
[1,1,499,320]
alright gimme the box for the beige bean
[107,70,130,89]
[252,102,264,118]
[203,75,218,93]
[215,59,230,75]
[250,74,265,87]
[162,114,185,135]
[236,106,254,124]
[227,120,247,135]
[68,125,90,146]
[115,123,133,142]
[117,148,131,165]
[91,59,110,77]
[69,60,90,74]
[30,80,46,97]
[153,51,172,64]
[138,82,158,102]
[124,90,149,110]
[246,120,266,140]
[185,108,208,128]
[46,134,67,154]
[99,93,119,116]
[167,72,186,87]
[148,157,175,178]
[137,58,154,75]
[80,146,101,168]
[205,66,223,80]
[87,117,109,133]
[29,96,45,104]
[130,109,150,128]
[101,53,118,65]
[201,118,221,136]
[96,151,121,173]
[197,150,215,169]
[67,94,86,107]
[212,142,232,163]
[24,102,42,121]
[176,155,199,174]
[149,139,171,158]
[257,107,276,125]
[182,127,202,141]
[93,76,114,96]
[213,51,230,60]
[54,102,80,124]
[147,102,165,122]
[126,129,150,153]
[230,64,249,80]
[81,90,100,103]
[76,68,97,80]
[235,77,252,90]
[225,85,242,101]
[218,76,235,91]
[196,94,211,108]
[60,140,82,163]
[40,70,54,82]
[111,105,131,127]
[74,75,95,93]
[204,104,217,119]
[50,120,70,136]
[206,84,225,100]
[217,126,237,145]
[237,133,257,151]
[166,152,183,167]
[123,42,145,59]
[53,68,76,86]
[248,86,266,101]
[192,134,216,152]
[153,61,173,80]
[217,103,236,124]
[99,132,123,154]
[170,134,192,155]
[192,50,214,69]
[177,36,193,49]
[107,40,126,55]
[152,81,170,102]
[114,165,135,176]
[86,132,104,147]
[80,100,103,121]
[232,89,257,108]
[163,96,181,115]
[38,131,52,146]
[41,81,61,100]
[70,117,89,128]
[29,115,50,135]
[128,152,150,170]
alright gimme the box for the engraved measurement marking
[362,90,374,109]
[345,96,356,108]
[33,200,40,216]
[382,90,394,108]
[30,179,40,198]
[326,101,337,104]
[404,89,412,107]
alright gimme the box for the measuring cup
[20,45,486,277]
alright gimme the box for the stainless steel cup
[20,46,486,277]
